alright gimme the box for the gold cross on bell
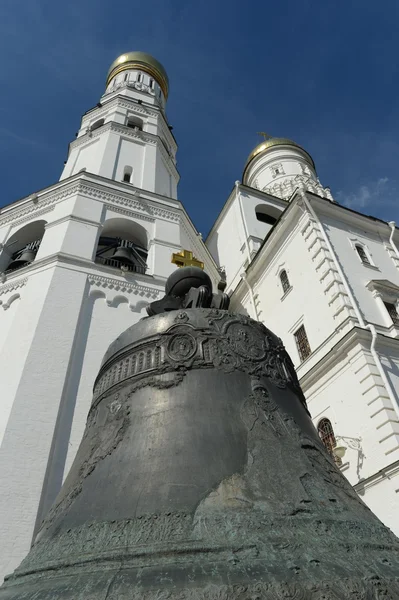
[171,249,204,269]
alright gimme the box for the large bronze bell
[7,248,37,271]
[112,244,136,266]
[1,268,399,599]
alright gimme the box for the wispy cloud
[336,177,395,210]
[0,127,53,152]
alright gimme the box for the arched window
[1,220,46,274]
[294,324,311,362]
[355,244,371,266]
[127,116,144,131]
[91,118,104,131]
[122,166,133,183]
[95,218,148,275]
[256,212,277,225]
[280,269,290,294]
[254,204,282,228]
[317,418,341,465]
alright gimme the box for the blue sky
[1,0,399,235]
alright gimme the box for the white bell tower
[61,51,179,199]
[0,52,218,582]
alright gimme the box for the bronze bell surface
[1,268,399,599]
[7,248,37,270]
[112,244,136,266]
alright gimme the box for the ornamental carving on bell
[166,333,197,362]
[93,310,306,412]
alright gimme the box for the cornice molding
[0,183,81,228]
[78,183,180,223]
[310,194,390,236]
[9,206,56,230]
[0,180,181,259]
[117,99,155,118]
[299,326,370,391]
[111,122,155,145]
[0,277,28,296]
[354,459,399,492]
[82,97,157,125]
[103,204,155,223]
[88,273,160,298]
[45,214,101,230]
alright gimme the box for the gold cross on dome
[257,131,272,140]
[171,249,204,269]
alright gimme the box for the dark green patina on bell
[1,268,399,599]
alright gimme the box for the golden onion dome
[243,137,315,177]
[106,52,169,98]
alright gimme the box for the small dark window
[294,325,311,362]
[384,302,399,326]
[91,118,104,131]
[149,78,154,89]
[122,166,132,183]
[355,244,370,265]
[318,418,342,466]
[280,270,290,294]
[256,212,277,225]
[137,73,142,82]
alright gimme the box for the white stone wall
[322,210,399,329]
[229,206,339,368]
[304,334,399,535]
[206,185,286,293]
[0,172,219,581]
[222,191,399,538]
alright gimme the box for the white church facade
[1,51,399,581]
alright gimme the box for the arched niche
[254,203,282,226]
[127,116,144,131]
[1,220,47,274]
[91,118,104,131]
[95,217,149,274]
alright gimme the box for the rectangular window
[294,325,311,362]
[384,302,399,326]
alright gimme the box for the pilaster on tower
[60,52,179,199]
